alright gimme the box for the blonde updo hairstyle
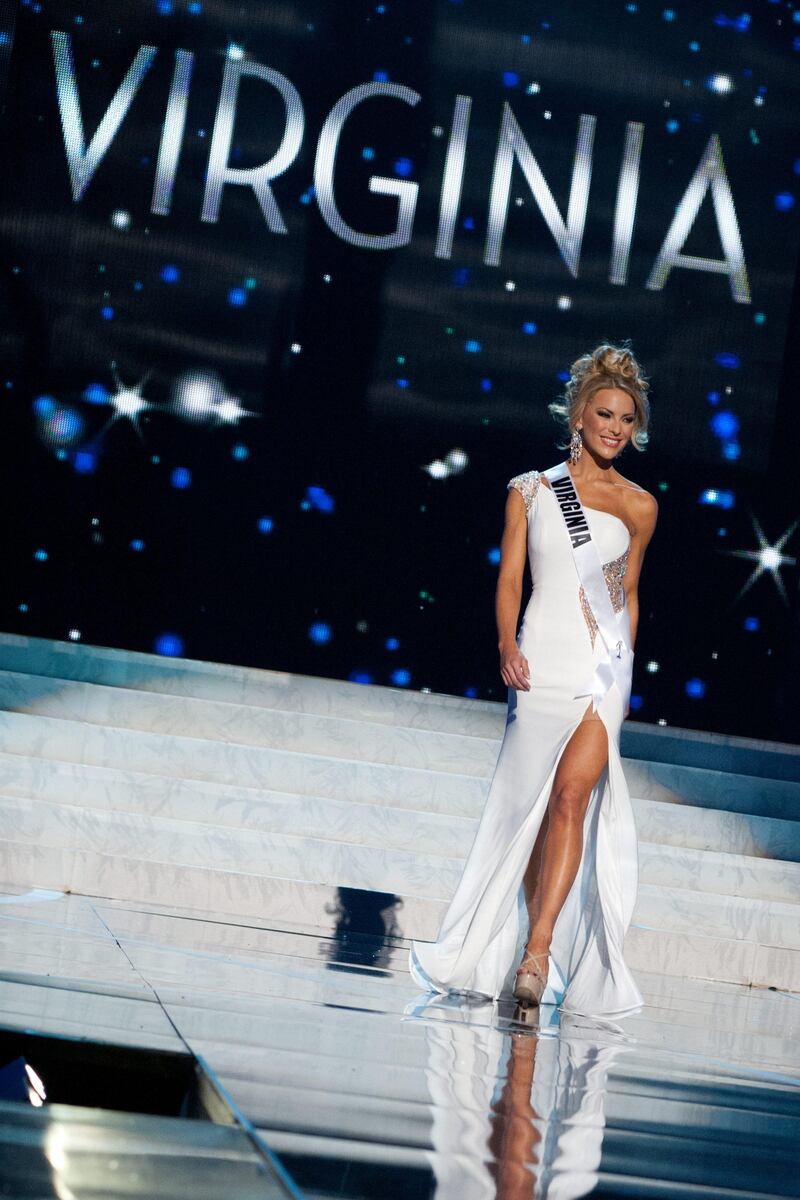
[549,342,651,452]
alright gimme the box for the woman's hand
[500,646,531,691]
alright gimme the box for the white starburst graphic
[80,364,260,451]
[213,395,258,426]
[102,366,153,439]
[722,516,797,604]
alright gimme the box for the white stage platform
[0,632,798,993]
[1,885,798,1198]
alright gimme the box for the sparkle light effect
[349,669,372,684]
[303,486,335,512]
[35,399,85,448]
[74,450,97,474]
[423,459,450,479]
[215,395,258,426]
[155,632,185,656]
[170,368,258,427]
[170,466,191,488]
[101,366,153,438]
[722,516,798,604]
[444,447,468,472]
[706,73,734,95]
[713,12,750,32]
[170,368,223,424]
[423,447,469,479]
[700,488,735,510]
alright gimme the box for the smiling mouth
[601,436,621,445]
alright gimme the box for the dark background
[0,0,798,739]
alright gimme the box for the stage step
[0,633,798,992]
[0,711,488,818]
[0,752,797,862]
[0,669,495,776]
[0,635,502,737]
[1,631,798,783]
[1,701,798,832]
[622,758,800,822]
[625,925,800,993]
[632,881,800,949]
[2,788,799,906]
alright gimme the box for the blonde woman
[410,344,658,1017]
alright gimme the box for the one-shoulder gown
[409,467,644,1017]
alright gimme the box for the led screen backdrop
[0,0,798,739]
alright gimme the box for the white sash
[544,462,632,712]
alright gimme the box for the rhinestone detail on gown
[579,547,630,647]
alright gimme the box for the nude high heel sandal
[513,952,549,1007]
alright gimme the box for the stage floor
[0,882,798,1199]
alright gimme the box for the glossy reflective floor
[1,883,798,1199]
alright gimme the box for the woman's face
[578,388,636,460]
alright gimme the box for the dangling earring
[569,426,582,465]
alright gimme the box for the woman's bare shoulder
[614,472,656,501]
[614,472,658,525]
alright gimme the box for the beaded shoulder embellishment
[579,547,630,647]
[507,469,541,515]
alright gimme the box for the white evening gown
[409,467,644,1017]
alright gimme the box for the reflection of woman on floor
[489,1017,626,1200]
[487,1030,542,1200]
[406,993,630,1200]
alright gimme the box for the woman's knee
[548,779,589,823]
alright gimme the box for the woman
[409,344,658,1017]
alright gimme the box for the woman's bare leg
[523,709,609,960]
[522,809,549,919]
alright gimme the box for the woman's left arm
[623,490,659,650]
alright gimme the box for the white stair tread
[633,797,800,862]
[0,636,503,736]
[0,751,798,864]
[0,794,462,899]
[632,882,800,948]
[2,633,798,782]
[2,792,799,905]
[0,670,497,775]
[0,711,488,814]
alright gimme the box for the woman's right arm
[496,488,531,691]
